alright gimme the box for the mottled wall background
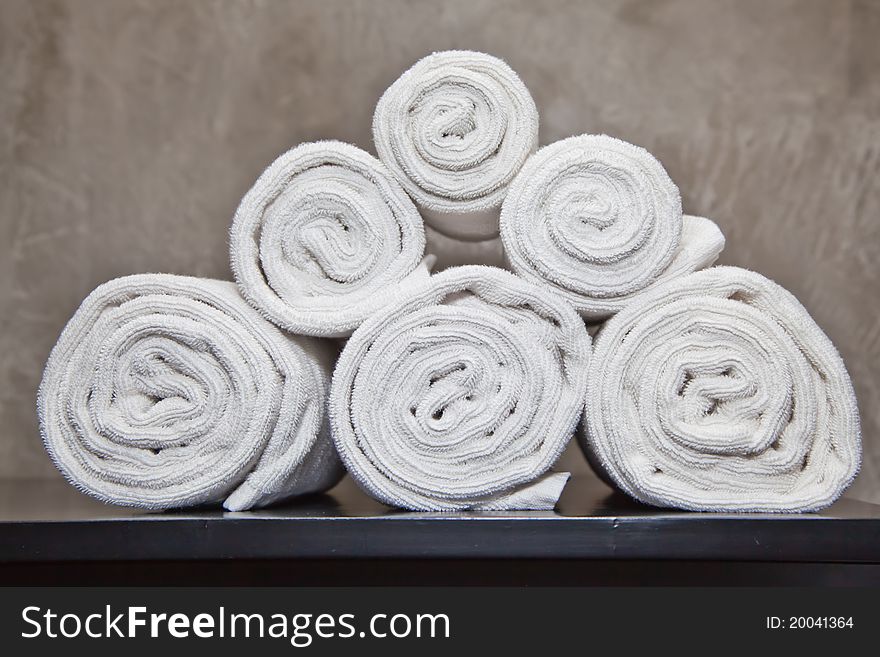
[2,0,878,502]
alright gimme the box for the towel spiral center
[351,305,547,494]
[501,135,682,305]
[114,338,213,431]
[623,298,807,465]
[411,76,507,176]
[544,166,655,267]
[260,165,397,297]
[373,51,539,214]
[84,301,273,460]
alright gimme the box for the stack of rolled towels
[38,50,860,513]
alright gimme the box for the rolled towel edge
[507,214,726,322]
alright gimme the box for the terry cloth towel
[500,135,725,321]
[330,265,591,511]
[373,50,539,242]
[425,225,506,271]
[230,140,430,338]
[580,266,861,512]
[37,274,343,511]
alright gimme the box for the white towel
[500,134,725,321]
[580,266,861,512]
[230,140,430,338]
[37,274,343,511]
[373,51,539,241]
[330,265,591,511]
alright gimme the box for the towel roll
[38,274,343,511]
[230,141,429,338]
[500,135,725,321]
[580,266,861,512]
[330,266,591,511]
[373,51,539,241]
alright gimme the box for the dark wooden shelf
[2,475,879,565]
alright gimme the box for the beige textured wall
[2,0,878,502]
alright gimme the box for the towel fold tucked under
[230,140,429,338]
[500,135,724,321]
[373,51,539,241]
[330,265,591,510]
[580,266,861,512]
[37,274,343,511]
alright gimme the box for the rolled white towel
[500,135,725,321]
[373,51,539,241]
[37,274,343,511]
[230,140,429,338]
[581,266,861,512]
[330,265,591,511]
